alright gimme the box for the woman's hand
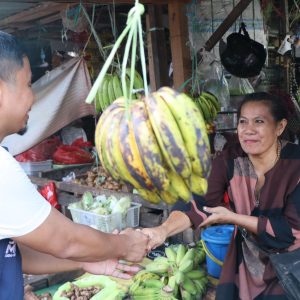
[200,206,235,227]
[81,259,142,279]
[141,226,167,251]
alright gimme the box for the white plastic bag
[228,76,254,96]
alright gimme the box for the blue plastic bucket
[201,224,234,278]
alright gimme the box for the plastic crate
[19,160,52,175]
[68,202,141,233]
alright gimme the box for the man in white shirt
[0,31,149,299]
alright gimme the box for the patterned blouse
[173,141,300,300]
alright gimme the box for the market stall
[0,0,300,299]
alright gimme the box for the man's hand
[120,228,149,262]
[200,206,235,227]
[141,226,167,251]
[82,259,142,279]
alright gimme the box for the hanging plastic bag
[220,22,267,78]
[228,76,254,96]
[199,51,230,109]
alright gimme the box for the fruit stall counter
[29,253,218,300]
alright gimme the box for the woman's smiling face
[237,101,283,156]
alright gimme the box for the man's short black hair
[0,31,25,83]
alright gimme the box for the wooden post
[204,0,253,51]
[168,0,191,90]
[146,4,170,91]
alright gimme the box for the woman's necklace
[250,140,281,207]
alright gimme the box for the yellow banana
[105,109,143,190]
[136,188,161,204]
[144,92,192,179]
[160,190,178,205]
[131,100,170,191]
[119,112,155,190]
[189,173,208,195]
[158,87,211,179]
[168,170,191,202]
[95,105,125,180]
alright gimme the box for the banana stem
[138,17,148,97]
[121,17,136,106]
[129,25,138,99]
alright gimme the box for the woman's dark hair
[237,92,288,122]
[0,31,25,83]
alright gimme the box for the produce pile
[95,69,143,113]
[69,191,132,216]
[129,243,208,300]
[95,87,211,205]
[72,165,126,191]
[52,274,126,300]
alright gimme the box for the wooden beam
[204,0,253,51]
[146,4,169,91]
[0,2,69,26]
[168,0,191,90]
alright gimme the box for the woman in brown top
[143,92,300,299]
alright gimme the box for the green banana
[133,270,160,282]
[145,92,192,179]
[143,279,165,289]
[180,248,196,267]
[112,74,123,98]
[180,288,193,300]
[182,277,197,295]
[131,100,170,191]
[201,91,221,112]
[145,261,170,274]
[174,270,185,285]
[101,75,111,109]
[175,244,187,266]
[107,74,116,105]
[158,87,211,179]
[186,269,206,280]
[178,259,194,273]
[165,247,177,263]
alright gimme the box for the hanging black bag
[220,22,267,78]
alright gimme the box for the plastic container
[19,160,53,176]
[201,224,234,278]
[68,202,141,233]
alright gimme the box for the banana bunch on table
[129,244,208,300]
[95,87,211,205]
[95,69,144,113]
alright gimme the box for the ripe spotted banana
[158,87,211,179]
[144,92,192,179]
[119,111,154,190]
[131,100,170,191]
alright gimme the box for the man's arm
[19,243,81,274]
[14,207,148,263]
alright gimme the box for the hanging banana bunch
[86,1,211,205]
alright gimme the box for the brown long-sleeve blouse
[173,141,300,300]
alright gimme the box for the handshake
[116,225,166,263]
